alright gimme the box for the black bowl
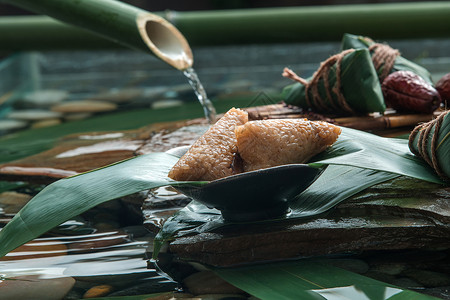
[168,147,324,222]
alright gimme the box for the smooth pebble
[51,100,117,113]
[8,109,62,121]
[0,275,75,300]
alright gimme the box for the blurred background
[2,0,450,14]
[0,0,449,135]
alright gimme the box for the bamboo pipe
[1,1,450,52]
[0,0,192,70]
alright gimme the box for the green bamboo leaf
[215,259,437,300]
[0,152,205,257]
[341,33,433,84]
[310,127,444,184]
[282,48,386,114]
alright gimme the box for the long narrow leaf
[310,127,443,184]
[0,153,205,257]
[215,259,437,300]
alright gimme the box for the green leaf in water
[0,152,205,257]
[215,259,438,300]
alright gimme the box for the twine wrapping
[369,43,401,82]
[283,49,355,114]
[361,37,401,82]
[409,110,449,181]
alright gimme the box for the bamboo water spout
[1,0,193,70]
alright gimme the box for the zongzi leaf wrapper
[282,48,385,115]
[409,110,450,181]
[341,33,433,84]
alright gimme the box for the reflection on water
[312,285,403,300]
[0,223,177,298]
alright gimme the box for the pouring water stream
[183,67,217,124]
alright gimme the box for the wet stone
[122,225,151,238]
[107,279,178,297]
[64,112,93,121]
[94,221,121,231]
[51,100,117,113]
[90,88,144,103]
[83,284,114,298]
[419,286,450,299]
[0,239,67,261]
[370,263,407,276]
[21,89,68,107]
[390,277,424,289]
[31,118,62,129]
[403,269,450,287]
[0,191,32,206]
[363,271,396,285]
[67,231,129,253]
[0,275,75,300]
[325,258,369,274]
[182,271,244,296]
[152,99,184,109]
[0,119,28,132]
[8,109,62,121]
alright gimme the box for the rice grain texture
[235,119,341,172]
[168,108,248,181]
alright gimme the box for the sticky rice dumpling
[235,119,342,172]
[168,108,248,181]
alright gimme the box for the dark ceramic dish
[167,146,324,222]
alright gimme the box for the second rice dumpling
[236,119,342,172]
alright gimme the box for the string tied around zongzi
[368,43,400,82]
[283,49,355,115]
[408,110,450,181]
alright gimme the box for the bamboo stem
[1,2,450,52]
[1,0,192,70]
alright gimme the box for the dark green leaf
[0,152,205,257]
[310,127,444,184]
[215,259,437,300]
[341,33,433,84]
[282,48,385,114]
